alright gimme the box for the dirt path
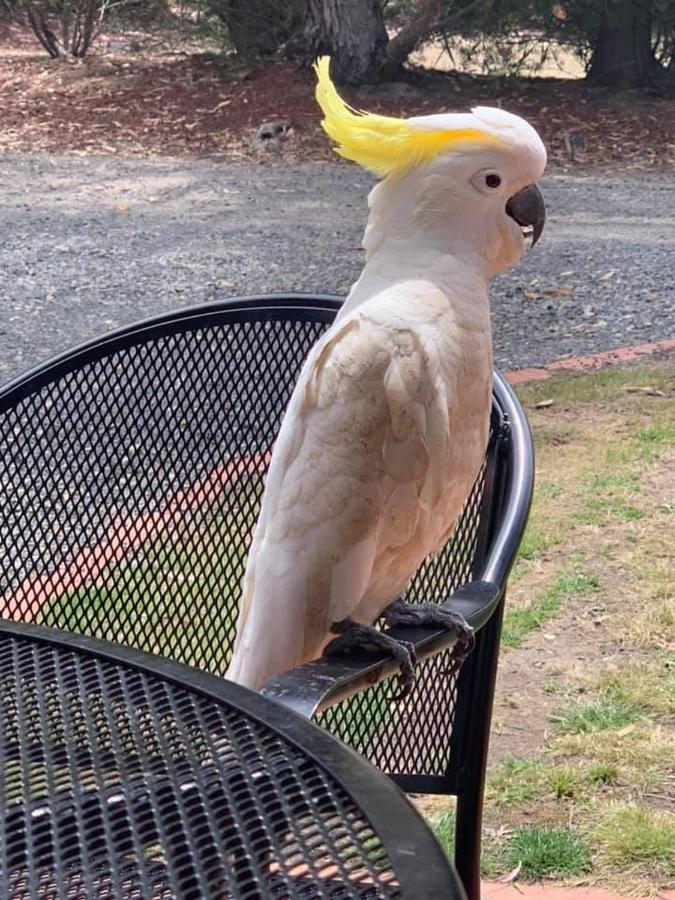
[1,155,673,384]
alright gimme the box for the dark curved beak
[506,183,546,248]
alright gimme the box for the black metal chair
[0,294,533,899]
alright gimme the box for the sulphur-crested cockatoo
[227,56,546,693]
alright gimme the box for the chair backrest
[0,295,531,795]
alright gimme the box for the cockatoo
[227,57,546,694]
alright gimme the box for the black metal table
[0,621,465,900]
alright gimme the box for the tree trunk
[303,0,388,85]
[26,5,69,58]
[6,0,106,59]
[210,0,304,60]
[587,0,670,88]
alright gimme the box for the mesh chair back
[0,295,506,788]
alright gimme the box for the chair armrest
[261,580,501,718]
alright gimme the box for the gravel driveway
[1,154,673,383]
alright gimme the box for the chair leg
[451,595,506,900]
[454,785,485,900]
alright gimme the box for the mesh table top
[0,622,465,900]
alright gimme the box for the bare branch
[5,0,113,59]
[385,0,443,71]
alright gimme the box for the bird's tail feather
[226,565,324,691]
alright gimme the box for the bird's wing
[227,303,451,689]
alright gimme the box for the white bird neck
[339,181,494,324]
[339,167,506,319]
[348,239,483,297]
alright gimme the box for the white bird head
[314,57,547,276]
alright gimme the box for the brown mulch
[1,21,673,170]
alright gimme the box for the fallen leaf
[542,287,574,297]
[116,201,129,212]
[600,270,615,281]
[534,399,554,408]
[525,291,540,300]
[616,724,636,737]
[624,386,665,397]
[203,99,231,114]
[497,862,522,884]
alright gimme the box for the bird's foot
[323,618,418,700]
[382,598,475,662]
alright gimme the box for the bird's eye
[470,169,505,194]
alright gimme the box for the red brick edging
[482,882,675,899]
[505,337,675,385]
[2,453,270,622]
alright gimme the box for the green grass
[576,501,643,526]
[587,762,619,786]
[487,757,544,805]
[614,503,645,521]
[597,658,675,717]
[37,510,252,671]
[587,473,640,493]
[502,826,591,878]
[517,525,563,561]
[487,752,627,811]
[635,422,675,461]
[479,363,674,894]
[576,469,647,525]
[432,810,456,854]
[487,756,604,806]
[433,807,509,882]
[555,724,672,790]
[536,482,563,501]
[548,768,578,800]
[636,423,675,446]
[552,694,643,735]
[502,591,561,648]
[594,804,675,872]
[502,568,599,648]
[434,808,595,882]
[521,366,674,406]
[511,480,565,576]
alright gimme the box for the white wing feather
[226,286,491,690]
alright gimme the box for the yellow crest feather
[314,56,497,178]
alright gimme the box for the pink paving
[482,884,675,899]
